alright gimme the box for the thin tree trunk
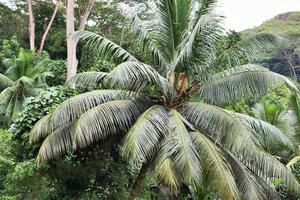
[128,163,150,200]
[66,0,77,81]
[39,0,61,53]
[78,0,95,30]
[27,0,35,51]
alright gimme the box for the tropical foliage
[29,0,300,199]
[0,49,51,126]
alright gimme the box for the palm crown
[30,0,300,199]
[0,49,50,126]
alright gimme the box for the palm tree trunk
[39,0,61,53]
[128,163,150,200]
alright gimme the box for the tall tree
[66,0,76,81]
[38,0,61,53]
[31,0,300,199]
[27,0,35,50]
[66,0,95,81]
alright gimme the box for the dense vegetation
[1,0,300,200]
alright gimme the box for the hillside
[244,12,300,77]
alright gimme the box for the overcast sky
[219,0,300,31]
[1,0,300,31]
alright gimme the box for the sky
[1,0,300,31]
[218,0,300,31]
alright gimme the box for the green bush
[2,160,59,200]
[45,60,67,86]
[9,86,76,159]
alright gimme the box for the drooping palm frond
[155,153,179,191]
[180,102,300,194]
[180,102,261,158]
[0,85,24,126]
[73,100,148,149]
[72,30,138,63]
[234,112,293,151]
[163,110,201,183]
[153,110,202,193]
[198,64,298,105]
[35,100,148,163]
[36,123,73,164]
[121,105,169,165]
[66,71,108,88]
[105,61,174,96]
[222,149,269,200]
[191,131,239,199]
[0,74,14,90]
[30,90,142,142]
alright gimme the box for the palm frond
[234,112,294,151]
[154,154,179,191]
[36,123,73,164]
[73,30,138,62]
[30,90,140,141]
[198,64,298,105]
[66,71,108,88]
[180,102,259,151]
[161,109,201,183]
[288,94,300,144]
[191,131,239,199]
[222,149,269,200]
[106,61,174,96]
[29,114,52,144]
[121,105,169,165]
[0,74,14,90]
[73,100,147,149]
[130,15,168,68]
[180,102,300,194]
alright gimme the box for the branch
[39,0,61,53]
[78,0,95,30]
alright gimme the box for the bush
[0,129,15,190]
[2,160,59,200]
[45,60,67,86]
[9,86,76,159]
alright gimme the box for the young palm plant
[30,0,300,199]
[0,49,50,126]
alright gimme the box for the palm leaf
[0,74,14,91]
[121,105,169,165]
[222,148,269,200]
[198,64,298,105]
[30,90,140,141]
[180,102,300,194]
[214,33,280,68]
[106,61,174,96]
[73,30,138,62]
[73,100,148,149]
[234,112,294,151]
[191,131,239,200]
[161,109,201,183]
[36,123,73,164]
[66,71,108,88]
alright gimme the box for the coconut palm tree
[30,0,300,199]
[0,48,50,126]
